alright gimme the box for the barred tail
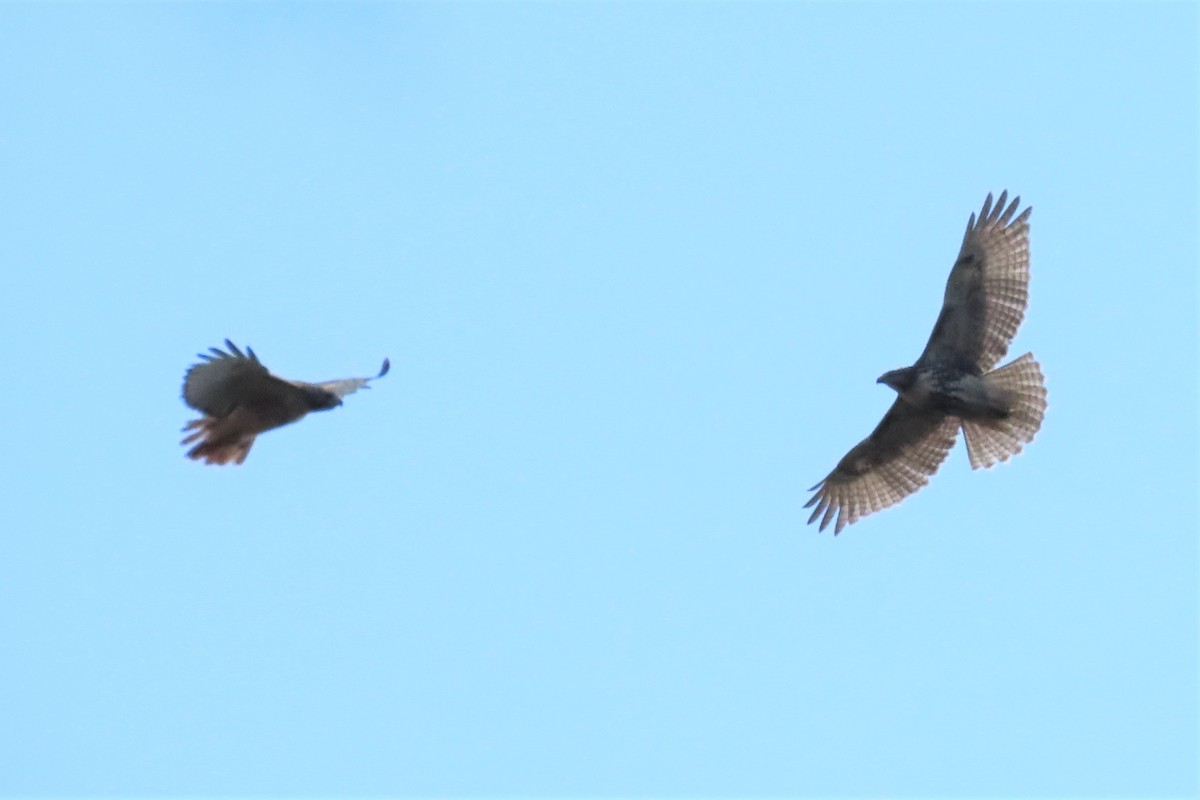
[961,353,1047,470]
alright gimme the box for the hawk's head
[877,367,916,393]
[301,385,343,412]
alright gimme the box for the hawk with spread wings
[805,191,1047,534]
[180,340,389,465]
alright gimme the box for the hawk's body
[180,341,388,465]
[805,191,1047,534]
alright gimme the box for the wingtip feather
[979,193,994,220]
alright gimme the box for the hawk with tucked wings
[180,340,389,465]
[805,191,1047,534]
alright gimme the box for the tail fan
[961,353,1047,470]
[181,418,255,466]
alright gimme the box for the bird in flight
[805,191,1046,534]
[180,340,389,465]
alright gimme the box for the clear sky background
[0,3,1196,797]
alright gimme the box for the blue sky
[0,3,1196,796]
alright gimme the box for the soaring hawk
[805,191,1047,534]
[180,340,389,465]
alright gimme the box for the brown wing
[182,340,307,419]
[918,191,1032,372]
[805,402,960,534]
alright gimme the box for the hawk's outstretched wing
[182,340,305,417]
[918,191,1032,372]
[805,402,960,535]
[311,358,391,400]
